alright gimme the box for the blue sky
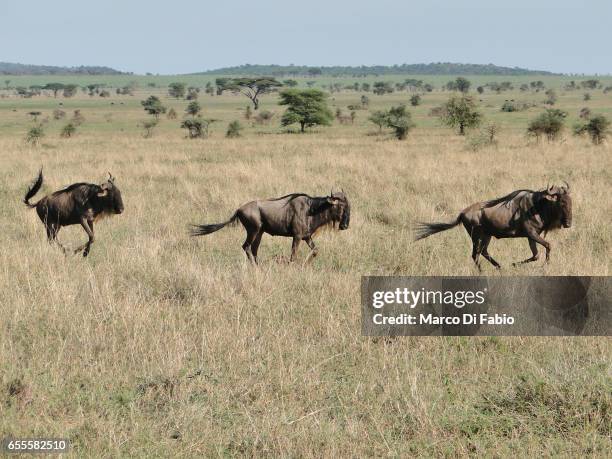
[2,0,609,75]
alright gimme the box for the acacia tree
[44,83,65,98]
[141,95,166,118]
[227,77,282,110]
[439,95,482,135]
[168,82,186,99]
[279,89,333,132]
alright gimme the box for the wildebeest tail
[23,169,43,208]
[414,217,461,240]
[190,212,238,237]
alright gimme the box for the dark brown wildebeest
[190,191,351,264]
[415,184,572,269]
[23,170,124,257]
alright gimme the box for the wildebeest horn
[108,172,115,182]
[563,181,570,192]
[547,184,555,193]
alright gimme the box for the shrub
[181,118,214,138]
[185,101,201,117]
[167,108,177,120]
[25,125,44,145]
[583,93,591,101]
[386,105,415,140]
[72,110,85,126]
[410,94,421,106]
[99,90,111,98]
[142,119,158,138]
[254,110,274,125]
[60,123,77,138]
[226,120,243,138]
[245,105,252,120]
[468,123,500,151]
[527,109,567,142]
[360,95,369,108]
[544,89,557,105]
[573,114,610,144]
[501,101,518,112]
[579,107,591,119]
[53,109,66,120]
[368,110,388,132]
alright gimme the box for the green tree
[439,96,482,135]
[283,79,298,87]
[368,110,388,133]
[410,94,421,106]
[44,83,65,98]
[4,79,10,90]
[141,95,166,118]
[527,109,567,142]
[454,77,471,93]
[226,77,283,110]
[168,82,186,98]
[574,114,610,144]
[185,101,201,117]
[372,81,394,95]
[385,105,415,140]
[278,89,333,132]
[215,78,230,95]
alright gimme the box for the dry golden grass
[0,96,611,456]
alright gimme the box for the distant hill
[0,62,127,75]
[195,63,557,77]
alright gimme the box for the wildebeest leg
[304,236,318,264]
[526,231,551,262]
[242,230,258,264]
[480,236,501,268]
[513,239,540,266]
[45,223,66,253]
[251,230,263,264]
[471,238,483,271]
[290,237,301,262]
[74,218,95,257]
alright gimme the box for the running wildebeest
[23,169,124,257]
[190,191,351,264]
[414,183,572,269]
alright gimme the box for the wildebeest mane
[481,189,535,208]
[307,197,331,215]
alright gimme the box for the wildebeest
[23,170,124,257]
[415,184,572,269]
[190,191,351,264]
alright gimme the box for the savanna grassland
[0,75,610,457]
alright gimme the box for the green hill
[194,63,557,77]
[0,62,127,75]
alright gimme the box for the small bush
[501,101,518,112]
[226,120,243,138]
[410,94,421,106]
[25,125,44,145]
[579,107,591,119]
[573,114,610,144]
[583,93,591,101]
[468,123,500,151]
[72,110,85,126]
[181,118,211,138]
[142,119,158,138]
[527,109,567,142]
[254,110,274,125]
[245,105,252,120]
[167,108,177,120]
[53,109,66,120]
[60,123,77,138]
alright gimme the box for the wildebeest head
[328,190,351,230]
[543,182,571,228]
[97,173,124,214]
